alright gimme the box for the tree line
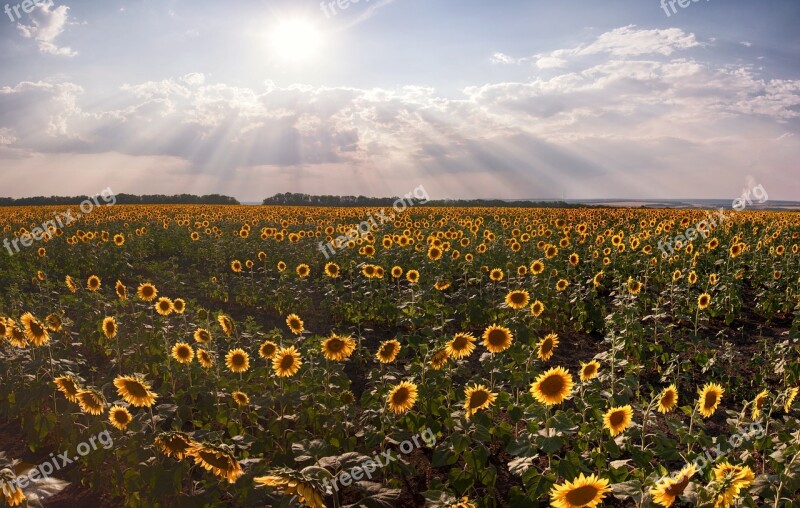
[262,192,586,208]
[0,193,239,206]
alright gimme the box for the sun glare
[269,18,323,63]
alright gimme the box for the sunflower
[489,268,504,281]
[115,280,127,300]
[627,277,642,295]
[172,298,186,314]
[102,316,117,339]
[406,269,420,283]
[434,280,452,290]
[387,381,418,414]
[197,349,214,368]
[324,262,340,278]
[186,442,243,483]
[785,387,798,412]
[108,406,133,431]
[0,471,25,506]
[464,384,497,418]
[225,348,250,373]
[277,261,287,271]
[505,290,530,309]
[87,275,101,291]
[650,464,697,507]
[171,342,194,364]
[482,324,513,353]
[286,313,304,335]
[137,282,158,302]
[155,297,174,316]
[321,334,356,361]
[194,328,211,344]
[537,333,559,361]
[698,382,724,418]
[592,271,604,287]
[113,375,157,407]
[579,360,600,381]
[273,346,302,377]
[254,469,325,508]
[20,312,49,347]
[230,260,243,273]
[259,340,278,360]
[555,278,569,291]
[429,348,450,370]
[530,367,574,406]
[672,269,682,282]
[296,264,310,278]
[657,385,679,413]
[751,390,768,419]
[218,314,235,336]
[697,293,711,310]
[603,405,633,436]
[232,391,250,406]
[65,275,78,293]
[54,375,81,403]
[443,498,477,508]
[550,473,610,508]
[155,432,194,460]
[445,332,477,359]
[76,389,106,415]
[711,462,754,508]
[391,266,403,278]
[376,339,401,363]
[428,246,443,260]
[531,260,545,275]
[530,300,545,317]
[688,271,698,285]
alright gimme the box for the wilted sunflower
[387,381,418,414]
[87,275,101,291]
[20,312,49,347]
[429,348,450,370]
[113,375,157,407]
[296,264,310,278]
[579,360,600,381]
[259,340,278,360]
[0,470,26,506]
[218,314,235,336]
[447,333,477,359]
[108,406,132,431]
[376,339,401,363]
[65,275,78,294]
[321,334,356,361]
[173,298,186,314]
[186,442,243,483]
[464,384,497,418]
[505,290,530,310]
[225,348,250,373]
[76,388,106,415]
[697,293,711,310]
[115,280,127,300]
[530,299,545,317]
[537,333,559,361]
[197,349,214,369]
[550,473,610,508]
[785,387,798,412]
[603,405,633,436]
[406,269,420,283]
[650,464,697,508]
[482,324,513,353]
[155,297,174,316]
[324,262,340,278]
[698,382,724,418]
[286,313,304,335]
[137,282,158,302]
[657,385,679,413]
[155,431,194,459]
[172,342,194,364]
[751,390,768,419]
[530,367,574,406]
[232,391,250,406]
[254,468,326,508]
[711,462,754,508]
[273,346,302,377]
[54,375,81,403]
[194,328,211,344]
[102,316,117,339]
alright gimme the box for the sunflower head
[649,464,697,508]
[464,384,497,418]
[579,360,600,381]
[530,367,574,406]
[447,333,476,359]
[537,333,559,361]
[194,328,212,344]
[54,375,81,403]
[155,297,174,316]
[254,468,326,508]
[387,381,418,414]
[530,300,545,317]
[102,316,117,339]
[505,290,530,310]
[259,340,278,360]
[76,388,106,415]
[550,473,610,508]
[108,405,133,431]
[657,385,679,413]
[87,275,101,291]
[286,313,304,335]
[186,442,243,484]
[171,342,194,364]
[603,405,633,436]
[698,382,724,418]
[321,334,356,361]
[482,324,513,353]
[273,346,302,377]
[232,391,250,406]
[137,282,158,302]
[225,348,250,373]
[113,375,157,407]
[376,339,401,363]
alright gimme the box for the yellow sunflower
[530,367,574,406]
[76,388,106,415]
[650,464,697,507]
[751,390,768,419]
[550,473,610,508]
[113,375,157,407]
[555,278,569,291]
[603,405,633,436]
[698,382,724,418]
[391,266,403,278]
[115,280,127,300]
[186,442,243,483]
[324,262,340,278]
[137,282,158,301]
[530,260,545,275]
[218,314,235,336]
[197,349,214,368]
[232,391,250,406]
[429,348,450,370]
[482,324,513,353]
[225,348,250,373]
[447,333,477,359]
[464,384,497,418]
[321,334,356,361]
[254,469,325,508]
[65,275,77,293]
[20,312,49,347]
[87,275,101,291]
[387,381,418,414]
[406,269,420,283]
[711,462,754,508]
[579,360,600,381]
[530,299,545,317]
[273,346,302,377]
[171,342,194,364]
[259,340,278,360]
[657,385,679,413]
[173,298,186,314]
[536,333,559,361]
[785,387,798,412]
[194,328,211,344]
[296,263,310,278]
[154,431,194,460]
[102,316,117,339]
[108,406,132,431]
[489,268,504,281]
[505,290,530,309]
[697,293,711,310]
[376,339,401,363]
[155,297,174,316]
[54,375,81,403]
[286,313,304,335]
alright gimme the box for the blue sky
[1,0,798,201]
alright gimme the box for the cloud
[16,2,76,57]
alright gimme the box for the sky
[0,0,798,202]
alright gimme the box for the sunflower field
[0,204,799,507]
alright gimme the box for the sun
[269,18,323,63]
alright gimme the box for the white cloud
[16,2,77,57]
